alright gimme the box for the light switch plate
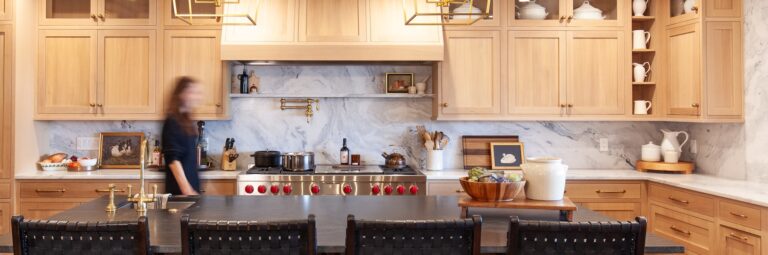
[599,138,609,152]
[76,137,100,151]
[690,140,698,154]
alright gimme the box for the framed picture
[385,73,414,93]
[490,142,525,170]
[99,132,145,169]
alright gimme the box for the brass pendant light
[403,0,492,26]
[173,0,260,25]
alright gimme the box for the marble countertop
[421,169,768,208]
[15,169,243,180]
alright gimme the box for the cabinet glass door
[166,0,222,26]
[41,0,97,25]
[508,0,565,27]
[567,0,625,27]
[669,0,699,25]
[443,0,501,27]
[101,0,155,25]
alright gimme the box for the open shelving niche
[630,0,661,117]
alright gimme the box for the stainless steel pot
[252,151,282,168]
[282,152,315,171]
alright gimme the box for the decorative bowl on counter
[78,158,98,167]
[459,177,526,202]
[38,162,68,171]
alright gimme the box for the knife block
[221,149,238,171]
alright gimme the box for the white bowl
[39,162,68,171]
[79,158,98,167]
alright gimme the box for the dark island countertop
[0,195,684,254]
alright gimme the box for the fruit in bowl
[460,167,526,202]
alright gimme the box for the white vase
[521,157,568,201]
[632,0,648,16]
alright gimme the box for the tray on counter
[458,195,577,221]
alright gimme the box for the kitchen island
[0,195,683,254]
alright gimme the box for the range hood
[220,0,444,61]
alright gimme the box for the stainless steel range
[237,165,426,196]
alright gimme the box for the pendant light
[173,0,260,26]
[403,0,492,26]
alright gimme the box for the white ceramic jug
[633,0,648,16]
[633,62,651,83]
[634,100,652,115]
[633,30,651,49]
[660,129,689,152]
[521,157,568,201]
[683,0,696,14]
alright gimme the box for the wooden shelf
[230,93,436,99]
[632,16,656,21]
[633,82,656,86]
[632,49,656,53]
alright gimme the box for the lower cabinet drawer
[650,204,714,254]
[427,181,464,196]
[719,225,761,255]
[20,202,83,220]
[200,180,236,195]
[19,181,135,198]
[649,183,715,217]
[565,182,642,199]
[577,202,641,221]
[718,199,762,231]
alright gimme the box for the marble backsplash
[39,65,680,171]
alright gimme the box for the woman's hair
[167,76,199,135]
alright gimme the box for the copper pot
[381,152,407,169]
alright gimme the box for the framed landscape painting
[99,132,145,169]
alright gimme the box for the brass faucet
[280,98,320,123]
[126,139,157,212]
[105,184,117,213]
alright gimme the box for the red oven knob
[372,185,381,195]
[283,185,292,194]
[311,184,320,194]
[409,185,419,195]
[396,185,405,195]
[384,185,393,195]
[270,185,280,194]
[343,184,352,194]
[257,185,267,194]
[245,185,255,194]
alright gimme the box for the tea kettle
[660,129,689,152]
[381,152,407,169]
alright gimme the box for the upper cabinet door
[98,30,157,114]
[164,0,223,26]
[508,31,566,115]
[566,30,626,115]
[369,0,441,43]
[38,30,98,114]
[705,22,742,117]
[508,0,567,27]
[666,23,701,116]
[0,0,13,21]
[444,0,502,28]
[0,25,10,179]
[299,0,367,42]
[566,0,626,27]
[164,30,224,116]
[98,0,156,26]
[222,0,298,43]
[440,31,501,115]
[705,0,742,18]
[39,0,99,26]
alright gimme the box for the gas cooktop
[246,165,419,175]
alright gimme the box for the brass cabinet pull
[729,212,748,218]
[215,104,222,108]
[90,14,97,21]
[691,103,700,108]
[691,6,699,13]
[728,233,749,242]
[566,16,573,22]
[567,104,573,108]
[559,16,566,23]
[97,14,105,21]
[455,189,466,194]
[441,103,448,108]
[669,225,691,235]
[667,196,690,204]
[96,188,126,193]
[596,189,626,194]
[35,188,66,193]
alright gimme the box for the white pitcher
[633,62,651,83]
[683,0,696,14]
[634,100,652,115]
[633,30,651,49]
[521,157,568,201]
[660,129,689,152]
[633,0,648,16]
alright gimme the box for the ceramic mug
[633,30,651,49]
[634,100,652,115]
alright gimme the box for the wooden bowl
[459,177,526,202]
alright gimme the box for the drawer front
[200,181,236,195]
[565,183,642,199]
[651,204,714,254]
[20,181,135,198]
[649,184,715,217]
[0,183,10,199]
[719,200,762,231]
[427,181,464,196]
[578,202,641,221]
[719,225,761,255]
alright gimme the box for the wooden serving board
[458,195,577,221]
[636,160,694,174]
[462,136,519,169]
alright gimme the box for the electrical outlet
[599,138,609,152]
[76,137,100,151]
[690,139,698,154]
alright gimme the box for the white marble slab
[15,169,242,180]
[421,169,768,208]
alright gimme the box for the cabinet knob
[89,103,96,107]
[96,104,103,107]
[559,16,566,23]
[90,14,97,21]
[691,6,699,13]
[97,14,105,21]
[691,103,700,108]
[566,16,573,22]
[441,103,448,108]
[567,104,573,108]
[215,104,222,108]
[560,104,566,108]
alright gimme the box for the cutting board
[462,136,519,169]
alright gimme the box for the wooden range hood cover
[220,0,444,61]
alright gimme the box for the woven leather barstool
[180,214,316,255]
[507,216,648,255]
[11,215,150,255]
[345,215,482,255]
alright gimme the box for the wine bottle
[340,138,350,165]
[197,121,209,169]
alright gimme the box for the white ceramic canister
[641,141,662,162]
[426,150,444,171]
[521,157,568,201]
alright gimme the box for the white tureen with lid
[517,0,549,20]
[573,0,606,20]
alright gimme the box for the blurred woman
[162,77,203,195]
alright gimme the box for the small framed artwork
[385,73,414,93]
[99,132,145,169]
[490,142,525,170]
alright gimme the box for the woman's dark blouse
[162,117,200,195]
